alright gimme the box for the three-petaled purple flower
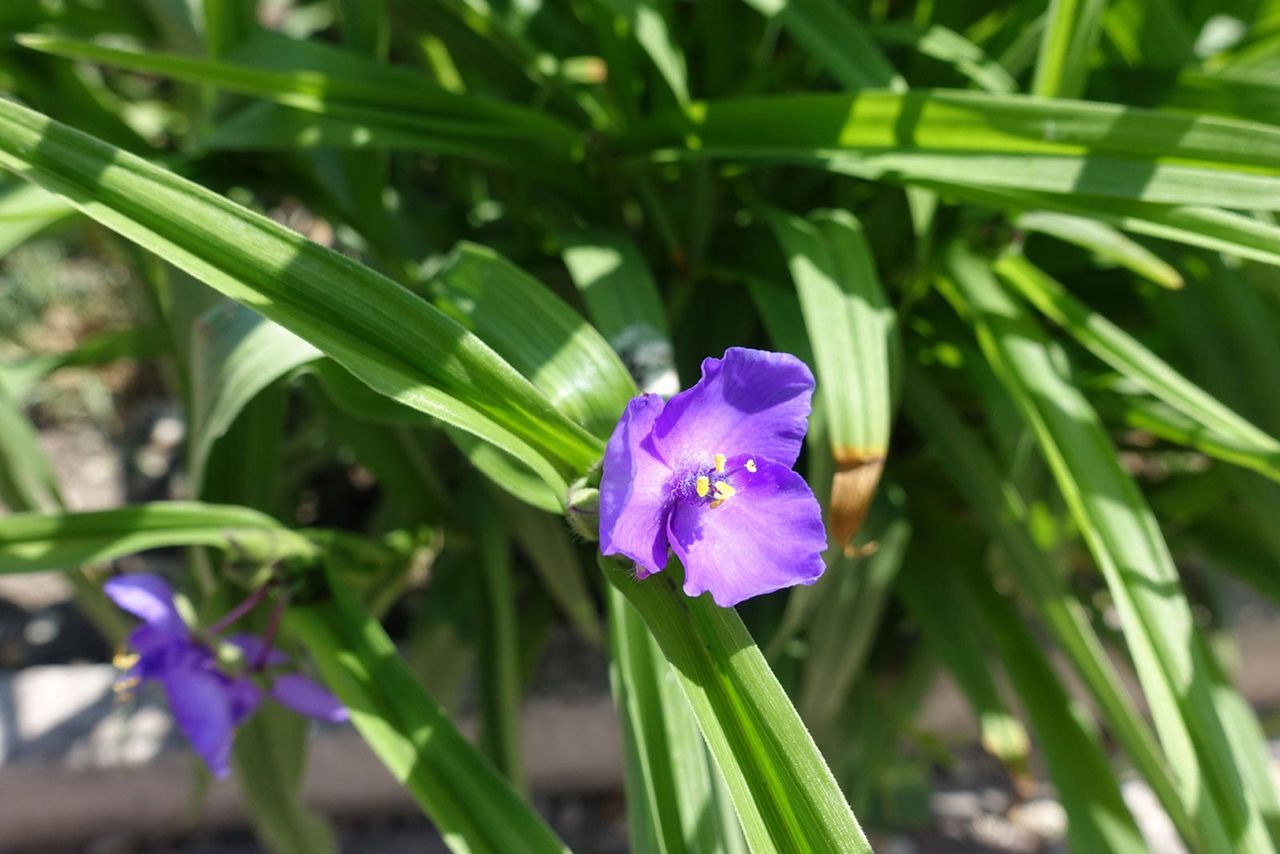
[600,347,828,606]
[105,573,347,778]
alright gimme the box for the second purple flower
[105,573,347,778]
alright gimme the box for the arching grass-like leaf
[603,556,872,854]
[1033,0,1108,98]
[768,209,898,545]
[0,180,75,258]
[286,565,570,854]
[996,252,1280,483]
[739,0,904,90]
[872,22,1017,93]
[432,242,636,441]
[964,562,1147,853]
[903,366,1199,847]
[0,98,599,498]
[18,32,585,188]
[0,502,318,573]
[948,245,1279,854]
[189,302,321,494]
[636,90,1280,210]
[897,543,1030,773]
[1014,211,1183,289]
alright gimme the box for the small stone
[931,790,981,819]
[1008,798,1067,841]
[149,415,184,449]
[970,813,1040,853]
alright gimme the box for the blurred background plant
[2,0,1280,851]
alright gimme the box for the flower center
[679,451,755,509]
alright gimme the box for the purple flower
[105,573,347,778]
[600,347,828,606]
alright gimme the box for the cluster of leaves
[2,0,1280,851]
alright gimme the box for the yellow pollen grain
[696,475,710,498]
[745,459,757,473]
[713,481,736,500]
[714,453,726,473]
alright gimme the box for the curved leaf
[636,90,1280,210]
[0,98,600,499]
[0,503,318,573]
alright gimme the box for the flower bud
[566,484,600,542]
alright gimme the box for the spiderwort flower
[105,574,346,778]
[600,347,827,606]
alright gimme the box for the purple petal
[600,394,676,576]
[226,634,289,668]
[105,574,186,633]
[270,673,348,722]
[650,348,814,469]
[160,667,240,778]
[223,674,264,725]
[667,456,827,607]
[133,638,207,680]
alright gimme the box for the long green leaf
[1014,210,1183,289]
[914,180,1280,270]
[872,22,1018,93]
[996,252,1280,483]
[606,586,744,854]
[948,245,1277,853]
[502,494,604,644]
[963,562,1147,853]
[637,90,1280,209]
[0,180,75,257]
[470,487,525,790]
[769,209,898,545]
[189,301,321,493]
[0,376,62,515]
[0,503,318,573]
[432,243,637,441]
[559,228,670,344]
[797,510,910,743]
[1033,0,1108,98]
[896,545,1030,772]
[600,0,689,103]
[0,98,599,497]
[902,366,1200,847]
[603,556,871,853]
[18,32,584,187]
[739,0,904,90]
[285,566,569,854]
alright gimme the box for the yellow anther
[113,650,139,670]
[696,475,710,498]
[745,459,757,473]
[713,481,736,500]
[709,499,725,509]
[714,453,726,474]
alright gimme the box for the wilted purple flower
[600,347,827,607]
[105,574,346,778]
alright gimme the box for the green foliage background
[2,0,1280,851]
